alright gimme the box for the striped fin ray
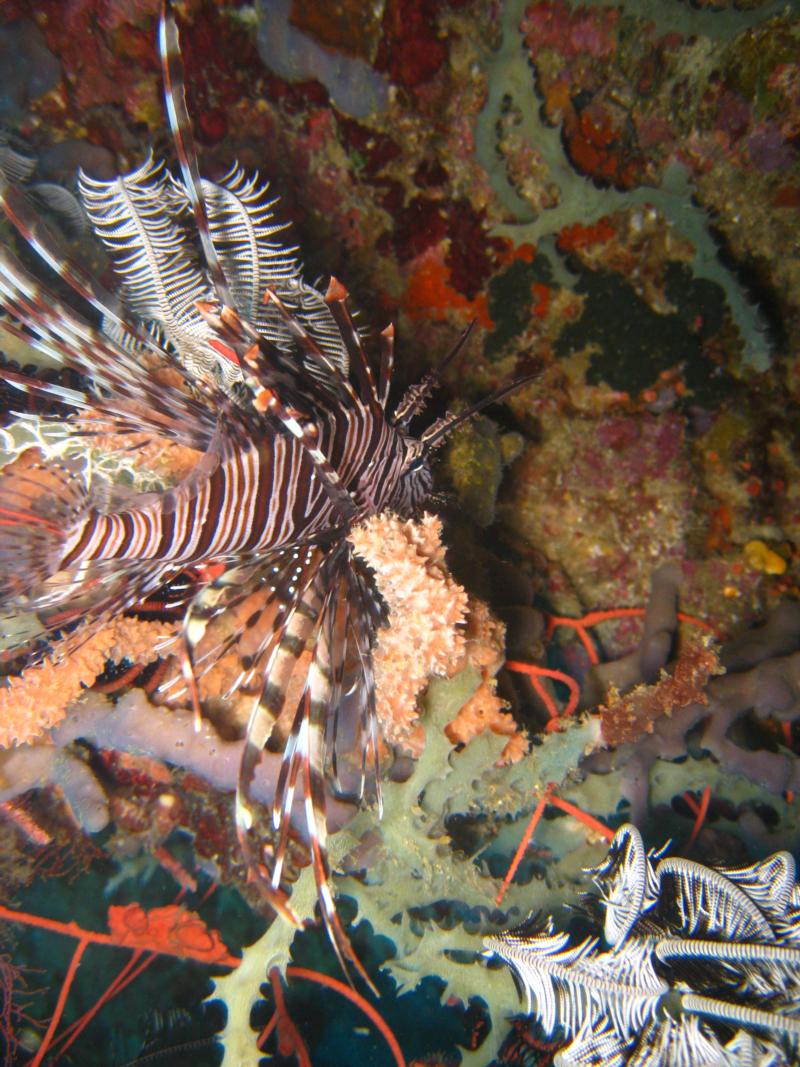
[344,559,386,811]
[276,278,352,377]
[301,586,378,993]
[378,322,395,410]
[0,355,208,451]
[37,550,184,629]
[236,545,329,844]
[276,547,377,988]
[196,304,361,522]
[321,571,353,797]
[158,0,234,314]
[160,555,297,704]
[263,287,359,406]
[321,555,386,809]
[160,1,348,392]
[324,277,381,409]
[0,452,88,601]
[0,243,218,449]
[233,544,378,986]
[234,545,330,919]
[0,362,88,412]
[270,556,350,866]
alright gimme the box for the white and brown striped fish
[0,1,529,982]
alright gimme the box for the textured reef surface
[0,1,799,1065]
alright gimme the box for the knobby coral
[348,512,518,758]
[349,513,469,749]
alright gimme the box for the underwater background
[0,0,799,1064]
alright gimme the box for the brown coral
[598,638,723,747]
[0,617,177,748]
[445,679,528,764]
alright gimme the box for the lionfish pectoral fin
[176,569,245,725]
[234,546,377,990]
[346,559,387,812]
[302,622,378,995]
[233,547,326,914]
[296,556,384,993]
[0,450,89,605]
[235,733,301,931]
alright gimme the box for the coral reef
[585,599,800,824]
[0,0,798,1064]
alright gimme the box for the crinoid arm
[484,918,666,1041]
[653,855,776,943]
[487,824,800,1066]
[586,822,651,949]
[79,154,229,386]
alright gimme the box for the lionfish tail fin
[0,450,88,603]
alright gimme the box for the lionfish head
[387,437,434,515]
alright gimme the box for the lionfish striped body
[0,2,521,979]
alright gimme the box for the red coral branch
[29,939,88,1067]
[684,786,712,849]
[286,966,407,1067]
[546,607,715,666]
[495,786,553,906]
[496,787,614,907]
[505,661,580,728]
[259,967,312,1067]
[257,965,407,1067]
[0,900,238,1064]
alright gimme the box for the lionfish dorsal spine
[158,0,234,312]
[324,277,382,410]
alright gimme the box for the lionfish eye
[407,455,426,473]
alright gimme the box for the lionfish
[0,2,526,979]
